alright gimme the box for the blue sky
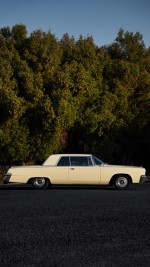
[0,0,150,47]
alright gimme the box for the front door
[68,156,100,184]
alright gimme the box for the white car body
[3,154,147,189]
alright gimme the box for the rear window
[57,157,70,166]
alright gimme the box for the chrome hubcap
[34,178,46,188]
[116,177,128,188]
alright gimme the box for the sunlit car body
[3,154,147,189]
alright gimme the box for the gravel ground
[0,183,150,267]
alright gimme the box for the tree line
[0,25,150,173]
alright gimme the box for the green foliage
[0,119,29,165]
[0,24,150,173]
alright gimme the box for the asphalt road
[0,183,150,267]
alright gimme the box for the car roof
[43,154,92,165]
[52,154,92,156]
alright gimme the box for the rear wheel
[32,177,49,189]
[114,175,129,190]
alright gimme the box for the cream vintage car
[3,154,148,190]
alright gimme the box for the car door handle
[70,168,75,170]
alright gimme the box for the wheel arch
[109,173,132,186]
[27,177,51,184]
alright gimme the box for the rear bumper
[3,174,11,184]
[140,175,150,184]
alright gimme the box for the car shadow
[0,183,145,191]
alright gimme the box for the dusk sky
[0,0,150,47]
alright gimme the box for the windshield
[92,156,104,166]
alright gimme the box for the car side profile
[3,154,148,190]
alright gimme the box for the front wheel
[32,177,49,189]
[114,175,129,190]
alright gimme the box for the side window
[57,157,70,166]
[70,157,79,166]
[88,157,93,166]
[70,157,92,166]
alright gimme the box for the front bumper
[140,175,150,184]
[3,174,11,184]
[145,176,150,182]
